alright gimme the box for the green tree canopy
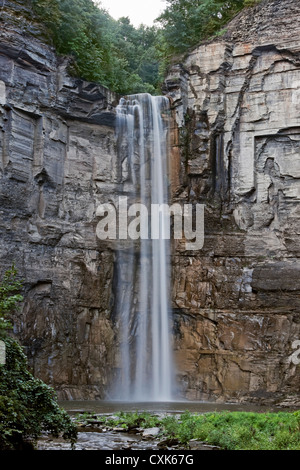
[30,0,261,94]
[156,0,249,55]
[31,0,161,94]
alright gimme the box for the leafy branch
[0,265,23,333]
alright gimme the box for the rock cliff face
[0,0,299,404]
[165,0,300,404]
[0,0,121,399]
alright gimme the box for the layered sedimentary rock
[0,0,299,404]
[165,0,300,403]
[0,0,122,398]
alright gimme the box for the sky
[95,0,166,27]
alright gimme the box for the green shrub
[159,410,300,449]
[0,336,77,450]
[104,411,161,429]
[29,0,265,94]
[0,266,77,450]
[0,265,23,331]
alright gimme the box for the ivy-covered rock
[0,265,23,332]
[0,336,77,450]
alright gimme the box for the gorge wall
[0,0,299,404]
[0,0,121,399]
[165,0,300,404]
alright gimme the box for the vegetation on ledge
[0,266,77,450]
[29,0,263,95]
[157,0,263,55]
[30,0,163,95]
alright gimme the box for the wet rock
[189,440,221,451]
[142,427,161,438]
[276,396,300,408]
[86,419,105,426]
[39,429,161,451]
[127,427,141,434]
[82,426,103,433]
[158,438,180,448]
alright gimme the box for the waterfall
[112,93,174,402]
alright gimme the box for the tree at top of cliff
[156,0,261,55]
[30,0,161,94]
[29,0,263,93]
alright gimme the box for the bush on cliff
[0,264,23,332]
[0,337,77,450]
[0,267,77,450]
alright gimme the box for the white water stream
[113,93,173,402]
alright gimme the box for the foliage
[0,336,77,450]
[30,0,161,94]
[160,410,300,450]
[76,410,162,430]
[80,409,300,450]
[75,409,300,450]
[0,265,23,332]
[155,0,262,55]
[29,0,264,94]
[0,266,77,450]
[111,411,161,429]
[244,0,261,6]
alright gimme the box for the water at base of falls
[111,93,174,402]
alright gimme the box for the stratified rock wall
[0,0,124,399]
[0,0,299,404]
[165,0,300,404]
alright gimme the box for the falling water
[112,93,173,402]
